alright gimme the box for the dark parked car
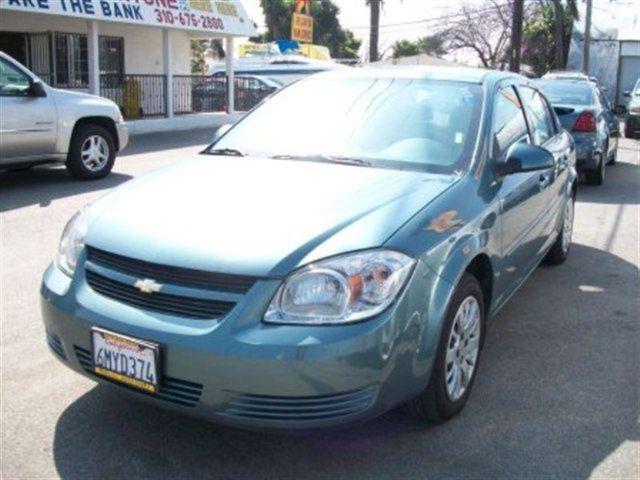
[42,67,577,430]
[623,78,640,139]
[193,75,281,112]
[535,79,615,185]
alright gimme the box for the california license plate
[91,328,159,393]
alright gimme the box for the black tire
[406,273,485,424]
[66,124,116,180]
[544,192,575,266]
[624,123,637,139]
[584,154,604,186]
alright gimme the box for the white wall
[1,10,193,75]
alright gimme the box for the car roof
[313,65,522,85]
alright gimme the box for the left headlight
[264,250,415,325]
[56,208,88,277]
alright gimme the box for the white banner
[0,0,257,36]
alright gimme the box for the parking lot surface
[1,130,638,479]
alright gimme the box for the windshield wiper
[269,154,372,167]
[206,148,245,157]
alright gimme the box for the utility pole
[369,0,381,63]
[583,0,592,74]
[509,0,524,72]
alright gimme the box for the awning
[0,0,257,37]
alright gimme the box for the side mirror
[495,142,554,176]
[29,80,47,97]
[212,123,232,143]
[623,91,631,98]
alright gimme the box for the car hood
[50,87,120,110]
[85,156,456,277]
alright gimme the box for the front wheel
[545,192,575,265]
[406,273,485,424]
[66,124,116,180]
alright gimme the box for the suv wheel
[585,154,604,186]
[406,273,485,424]
[67,124,116,180]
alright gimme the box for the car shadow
[52,242,638,479]
[577,154,639,205]
[0,166,132,213]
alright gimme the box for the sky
[240,0,636,61]
[241,0,467,60]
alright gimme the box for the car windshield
[207,76,483,174]
[535,80,594,105]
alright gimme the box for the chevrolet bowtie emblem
[133,278,163,294]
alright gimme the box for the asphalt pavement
[1,130,638,479]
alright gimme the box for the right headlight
[55,208,88,277]
[264,250,415,325]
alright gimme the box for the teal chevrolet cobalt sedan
[42,67,577,429]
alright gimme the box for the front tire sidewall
[67,125,116,180]
[420,274,485,422]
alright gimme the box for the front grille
[86,270,235,319]
[223,387,376,421]
[46,331,66,359]
[86,246,257,293]
[74,345,203,407]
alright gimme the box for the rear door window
[519,86,555,145]
[491,86,529,160]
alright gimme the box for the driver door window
[0,58,31,97]
[519,86,555,145]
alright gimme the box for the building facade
[0,0,257,120]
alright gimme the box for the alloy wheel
[81,135,110,172]
[445,296,481,402]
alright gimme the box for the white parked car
[0,51,128,179]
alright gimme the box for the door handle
[539,173,551,188]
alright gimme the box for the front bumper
[41,261,438,431]
[116,121,129,152]
[625,113,640,131]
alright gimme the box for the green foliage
[391,35,448,59]
[522,3,573,76]
[391,39,420,58]
[256,0,361,59]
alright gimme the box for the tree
[366,0,381,62]
[416,35,447,58]
[552,0,578,69]
[391,39,420,58]
[440,1,514,69]
[257,0,361,59]
[522,1,576,76]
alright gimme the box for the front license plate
[91,328,159,393]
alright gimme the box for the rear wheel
[606,139,618,165]
[624,122,638,139]
[584,153,604,186]
[66,124,116,180]
[407,273,485,424]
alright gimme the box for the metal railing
[100,74,166,119]
[96,74,273,120]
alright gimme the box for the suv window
[491,86,529,160]
[519,86,555,145]
[0,58,31,97]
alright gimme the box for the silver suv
[0,52,128,179]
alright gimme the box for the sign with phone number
[0,0,257,36]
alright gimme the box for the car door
[492,84,550,298]
[0,56,57,163]
[518,85,569,250]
